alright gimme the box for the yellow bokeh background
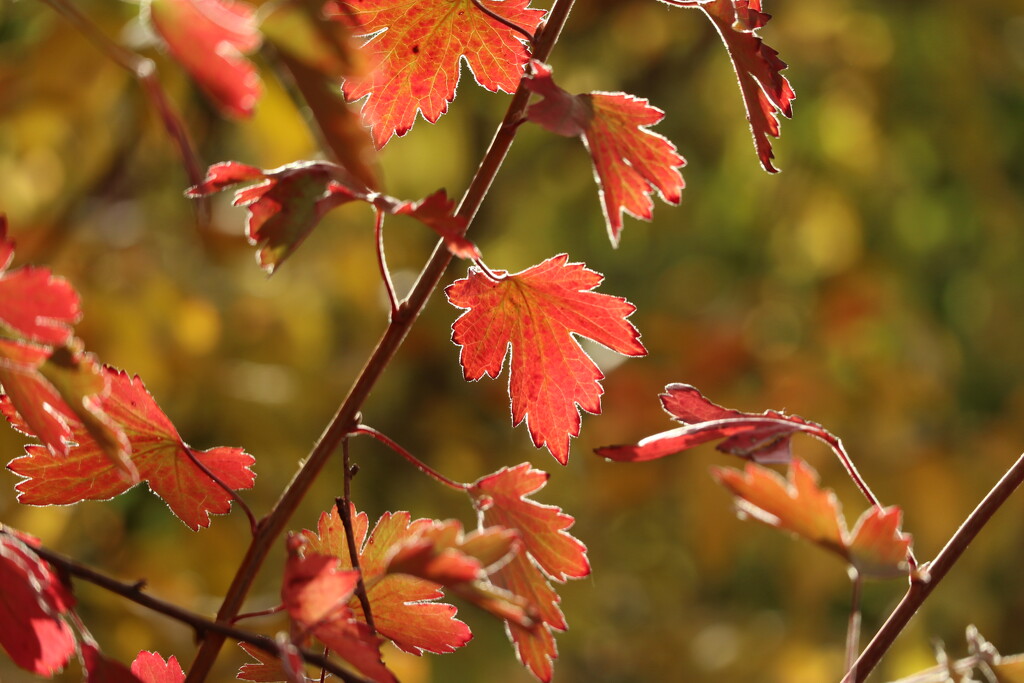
[2,0,1024,681]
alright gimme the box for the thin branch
[472,258,506,282]
[180,444,258,534]
[232,605,285,624]
[845,570,863,678]
[39,0,208,221]
[185,1,577,678]
[7,532,371,683]
[842,451,1024,682]
[470,0,535,42]
[350,425,468,491]
[374,209,400,317]
[337,440,376,635]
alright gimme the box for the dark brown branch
[337,439,376,635]
[8,532,371,683]
[842,451,1024,682]
[185,1,577,678]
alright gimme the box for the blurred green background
[2,0,1024,681]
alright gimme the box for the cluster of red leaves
[0,528,185,682]
[597,385,915,580]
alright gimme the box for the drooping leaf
[446,254,646,464]
[595,383,827,464]
[0,529,76,677]
[302,506,473,656]
[82,644,143,683]
[145,0,263,118]
[330,0,546,147]
[469,463,588,581]
[283,537,395,683]
[130,651,186,683]
[6,368,256,531]
[663,0,794,171]
[523,61,685,245]
[188,162,475,272]
[712,459,913,579]
[385,519,532,626]
[491,554,563,683]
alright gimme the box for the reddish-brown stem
[38,0,207,220]
[180,444,258,534]
[373,209,400,316]
[232,605,285,623]
[350,425,469,491]
[842,451,1024,682]
[184,2,576,678]
[472,258,506,282]
[336,443,376,635]
[844,570,863,677]
[470,0,536,42]
[3,531,369,683]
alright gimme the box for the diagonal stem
[184,1,577,679]
[842,451,1024,682]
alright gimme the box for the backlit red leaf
[283,538,395,683]
[331,0,545,147]
[491,554,563,682]
[713,459,913,578]
[665,0,793,171]
[237,641,304,683]
[302,506,472,656]
[524,61,685,245]
[469,463,589,581]
[595,383,825,464]
[446,254,646,464]
[130,651,185,683]
[384,190,479,260]
[146,0,263,118]
[0,529,76,676]
[7,368,256,530]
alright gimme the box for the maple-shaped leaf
[145,0,263,118]
[237,641,305,683]
[712,459,913,579]
[330,0,546,148]
[469,463,588,581]
[446,254,646,464]
[523,61,685,245]
[0,529,76,676]
[83,644,144,683]
[664,0,793,171]
[130,651,185,683]
[282,538,395,683]
[0,225,79,345]
[386,519,532,626]
[6,367,256,531]
[302,505,472,656]
[467,463,587,681]
[596,383,828,464]
[381,190,479,260]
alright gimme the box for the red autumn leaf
[382,190,479,260]
[664,0,794,171]
[83,644,143,683]
[712,459,913,579]
[469,463,589,581]
[6,367,256,531]
[283,538,395,683]
[595,383,827,464]
[446,254,646,464]
[847,506,914,579]
[237,641,304,683]
[130,651,185,683]
[523,61,685,245]
[0,219,79,345]
[0,530,76,677]
[331,0,545,147]
[492,554,564,682]
[146,0,263,118]
[186,161,368,273]
[302,506,472,656]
